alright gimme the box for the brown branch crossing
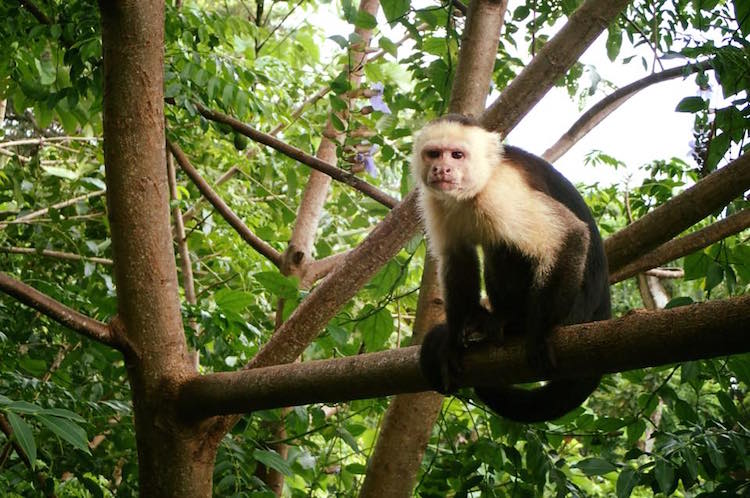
[611,209,750,283]
[193,103,398,209]
[180,295,750,418]
[0,246,113,265]
[167,139,283,268]
[0,272,118,349]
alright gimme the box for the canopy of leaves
[0,0,748,496]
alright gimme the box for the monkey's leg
[527,229,589,371]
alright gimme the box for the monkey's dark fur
[413,114,611,422]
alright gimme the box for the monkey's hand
[419,324,463,394]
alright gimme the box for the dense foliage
[0,0,748,496]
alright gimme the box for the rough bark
[481,0,633,135]
[543,61,711,163]
[605,152,750,272]
[611,208,750,283]
[180,295,750,414]
[99,1,219,495]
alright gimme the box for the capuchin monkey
[413,114,611,423]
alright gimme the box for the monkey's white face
[411,121,502,201]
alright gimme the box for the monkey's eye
[451,151,464,159]
[425,149,441,159]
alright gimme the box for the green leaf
[353,11,377,30]
[215,289,255,313]
[664,296,694,309]
[574,458,617,476]
[606,27,622,61]
[381,0,410,21]
[6,401,42,415]
[616,467,639,498]
[253,449,293,476]
[654,460,675,494]
[254,271,298,299]
[6,412,36,467]
[336,427,360,452]
[675,96,706,113]
[704,261,724,291]
[360,307,393,351]
[40,408,86,423]
[734,0,750,36]
[38,415,91,454]
[41,165,79,180]
[513,5,530,20]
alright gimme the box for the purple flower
[356,144,379,177]
[369,83,391,114]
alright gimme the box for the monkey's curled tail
[473,378,600,423]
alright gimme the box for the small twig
[0,190,106,229]
[193,103,398,208]
[0,247,113,265]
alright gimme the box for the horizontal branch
[0,272,119,349]
[0,246,113,265]
[167,139,283,268]
[179,295,750,417]
[193,103,398,209]
[611,209,750,283]
[605,152,750,272]
[482,0,632,135]
[543,60,711,163]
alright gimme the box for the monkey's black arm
[442,245,484,347]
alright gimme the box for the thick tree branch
[605,152,750,272]
[0,246,113,265]
[193,103,398,208]
[543,60,712,163]
[481,0,632,135]
[167,139,283,268]
[611,209,750,283]
[180,295,750,417]
[0,272,118,349]
[448,0,509,117]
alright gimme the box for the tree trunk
[99,1,222,495]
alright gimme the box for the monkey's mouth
[429,179,457,191]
